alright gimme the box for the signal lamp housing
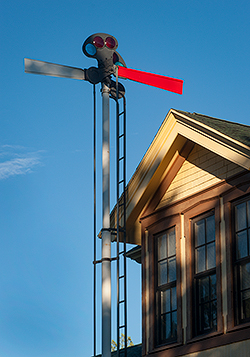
[82,33,126,83]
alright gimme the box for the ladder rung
[116,104,127,347]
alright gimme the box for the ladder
[93,80,127,357]
[114,85,127,357]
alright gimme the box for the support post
[102,82,111,357]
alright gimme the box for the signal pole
[101,82,111,357]
[24,33,183,357]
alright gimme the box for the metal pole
[93,84,97,357]
[101,82,111,357]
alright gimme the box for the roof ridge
[172,109,250,148]
[175,109,250,128]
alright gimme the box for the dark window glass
[234,199,250,324]
[193,213,217,335]
[156,227,177,345]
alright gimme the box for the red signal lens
[105,37,116,49]
[93,36,104,48]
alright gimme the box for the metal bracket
[93,257,118,265]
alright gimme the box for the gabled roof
[177,110,250,147]
[115,109,250,245]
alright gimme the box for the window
[234,199,250,324]
[156,227,177,344]
[193,213,217,335]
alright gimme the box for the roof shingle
[175,110,250,148]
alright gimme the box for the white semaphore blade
[24,58,86,80]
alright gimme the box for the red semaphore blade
[118,66,183,94]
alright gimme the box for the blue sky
[1,1,250,356]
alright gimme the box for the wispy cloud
[0,145,43,180]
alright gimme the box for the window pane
[195,219,205,246]
[158,260,167,285]
[163,313,171,340]
[248,201,250,227]
[241,263,250,290]
[199,276,209,303]
[162,289,170,313]
[242,290,250,320]
[172,311,177,339]
[206,215,215,243]
[236,202,247,231]
[207,241,216,269]
[196,246,205,273]
[157,227,177,344]
[169,256,176,282]
[200,302,210,331]
[168,229,176,257]
[249,228,250,255]
[210,274,217,300]
[237,231,248,259]
[160,315,165,341]
[211,300,217,327]
[158,234,167,260]
[172,286,177,311]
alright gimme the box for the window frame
[184,199,222,342]
[232,196,250,325]
[192,211,217,336]
[141,171,250,355]
[155,226,177,345]
[142,213,182,350]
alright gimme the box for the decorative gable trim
[113,109,250,244]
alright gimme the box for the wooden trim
[141,224,146,356]
[220,197,228,333]
[140,170,250,227]
[146,214,182,352]
[142,140,194,218]
[148,229,155,352]
[148,327,250,357]
[180,213,187,344]
[224,200,234,330]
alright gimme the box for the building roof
[176,110,250,148]
[111,108,250,245]
[126,245,141,264]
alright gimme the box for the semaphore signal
[24,33,183,357]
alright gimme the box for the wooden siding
[141,171,250,357]
[181,339,250,357]
[157,144,244,209]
